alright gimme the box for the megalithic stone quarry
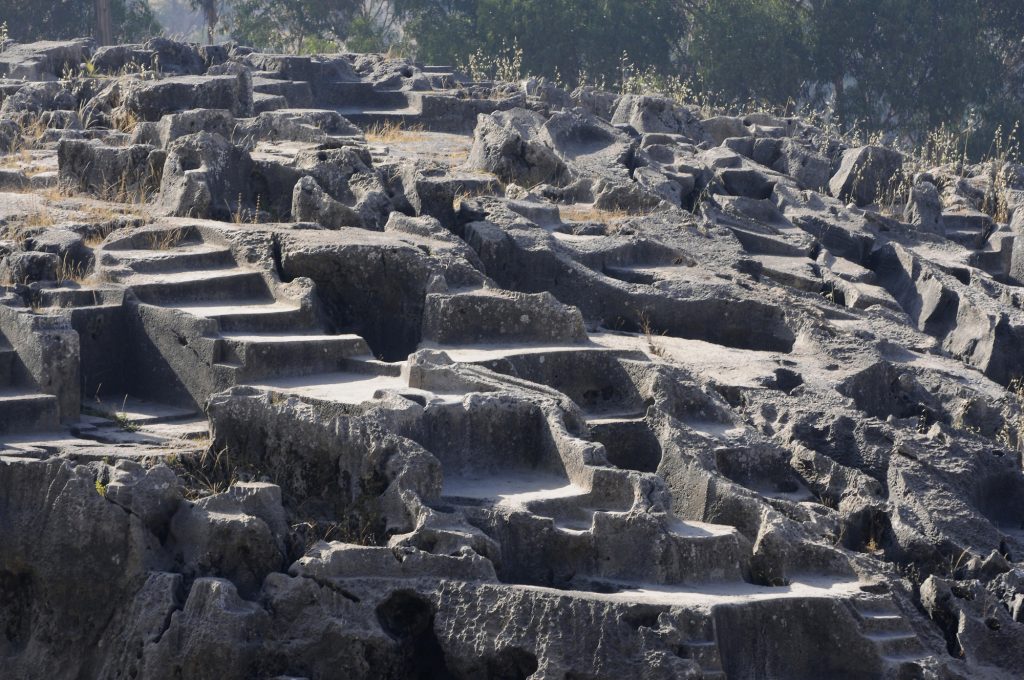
[0,36,1023,679]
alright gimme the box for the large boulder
[233,109,359,146]
[24,228,93,272]
[291,175,362,228]
[921,576,1024,674]
[57,139,164,198]
[422,289,588,345]
[611,95,702,140]
[829,145,905,206]
[292,146,391,228]
[119,72,253,122]
[105,462,183,535]
[633,166,684,207]
[1009,208,1024,284]
[773,138,832,192]
[158,131,253,219]
[138,578,270,680]
[0,81,75,114]
[90,44,158,74]
[0,251,59,283]
[143,37,206,75]
[540,108,633,182]
[169,483,288,598]
[0,457,160,678]
[700,115,750,145]
[131,108,234,149]
[904,180,945,235]
[0,39,93,80]
[468,108,569,187]
[0,168,29,190]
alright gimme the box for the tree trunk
[204,0,219,45]
[95,0,113,46]
[833,76,845,123]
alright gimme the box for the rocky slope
[1,36,1023,679]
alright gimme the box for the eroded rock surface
[0,37,1022,679]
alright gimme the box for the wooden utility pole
[95,0,113,46]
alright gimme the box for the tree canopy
[1,0,1022,154]
[0,0,159,44]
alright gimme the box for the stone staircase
[942,207,995,249]
[681,619,726,680]
[437,453,747,591]
[98,224,373,406]
[0,330,60,435]
[251,71,314,112]
[852,597,931,670]
[324,82,422,128]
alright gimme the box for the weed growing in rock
[174,445,238,499]
[113,410,140,433]
[55,252,88,285]
[147,227,188,250]
[639,312,667,358]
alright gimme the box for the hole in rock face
[946,267,970,285]
[769,368,803,393]
[838,507,892,555]
[0,570,33,653]
[820,282,846,307]
[837,362,942,423]
[178,151,202,172]
[773,478,799,493]
[621,607,663,631]
[716,445,804,495]
[400,393,427,407]
[376,591,455,680]
[376,591,433,639]
[589,419,662,473]
[485,647,539,680]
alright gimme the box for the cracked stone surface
[0,37,1023,679]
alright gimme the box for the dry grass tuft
[559,204,635,233]
[447,146,470,169]
[559,204,630,222]
[147,227,189,251]
[80,204,132,223]
[452,184,504,211]
[23,206,56,229]
[55,252,89,285]
[112,108,141,135]
[364,120,427,144]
